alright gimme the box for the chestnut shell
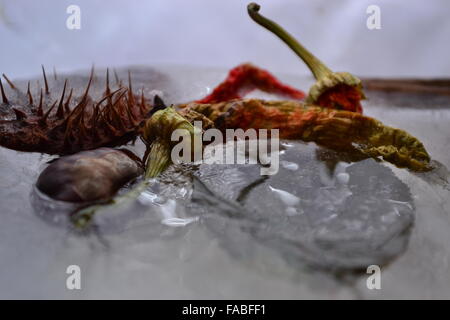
[36,148,143,203]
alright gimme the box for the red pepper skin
[196,64,363,113]
[196,63,306,104]
[315,84,363,113]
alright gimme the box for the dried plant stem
[71,140,172,230]
[247,2,331,80]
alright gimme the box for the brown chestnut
[36,148,143,203]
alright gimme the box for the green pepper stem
[247,2,332,80]
[145,139,172,178]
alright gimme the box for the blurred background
[0,0,449,79]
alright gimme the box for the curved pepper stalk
[247,2,365,113]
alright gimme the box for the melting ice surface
[0,66,450,299]
[192,142,414,270]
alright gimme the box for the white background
[0,0,449,79]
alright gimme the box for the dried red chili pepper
[196,63,305,104]
[180,99,431,171]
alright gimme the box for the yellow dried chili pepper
[179,99,431,171]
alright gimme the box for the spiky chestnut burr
[0,67,154,155]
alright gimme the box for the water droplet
[336,172,350,184]
[269,186,300,207]
[161,217,199,227]
[281,160,299,171]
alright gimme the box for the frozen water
[0,66,449,299]
[193,142,414,270]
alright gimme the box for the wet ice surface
[0,66,449,299]
[194,143,414,271]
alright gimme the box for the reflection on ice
[29,139,415,271]
[268,186,301,207]
[193,141,414,270]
